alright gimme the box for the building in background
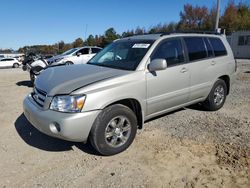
[227,31,250,59]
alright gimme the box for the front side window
[152,38,184,67]
[209,37,227,57]
[78,48,89,55]
[184,37,207,61]
[88,40,153,71]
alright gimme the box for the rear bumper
[23,94,100,142]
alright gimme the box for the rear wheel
[13,63,19,68]
[89,104,137,156]
[203,79,227,111]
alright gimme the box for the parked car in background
[47,46,102,65]
[0,58,21,68]
[23,32,236,156]
[0,55,4,60]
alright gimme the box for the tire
[89,104,138,156]
[13,63,19,68]
[65,61,73,65]
[30,72,36,85]
[22,65,27,71]
[203,79,227,111]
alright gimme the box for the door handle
[211,60,216,65]
[180,67,188,73]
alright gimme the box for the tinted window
[209,37,227,57]
[184,37,207,61]
[152,38,184,66]
[1,58,13,61]
[204,38,213,57]
[91,48,101,54]
[78,48,89,55]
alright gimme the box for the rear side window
[209,37,227,57]
[91,48,102,54]
[152,38,184,67]
[184,37,207,61]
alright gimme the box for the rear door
[146,38,190,116]
[183,37,215,101]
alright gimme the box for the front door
[146,38,190,116]
[72,48,91,64]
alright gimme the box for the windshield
[88,40,154,70]
[62,48,79,56]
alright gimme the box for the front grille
[32,87,47,108]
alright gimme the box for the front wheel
[13,63,19,68]
[89,104,138,156]
[65,61,73,65]
[203,79,227,111]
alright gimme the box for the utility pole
[215,0,221,32]
[84,24,88,41]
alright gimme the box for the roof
[121,34,162,41]
[120,31,223,41]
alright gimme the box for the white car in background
[47,46,102,65]
[0,58,21,68]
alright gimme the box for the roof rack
[160,30,222,36]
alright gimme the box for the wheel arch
[218,75,230,95]
[105,98,144,129]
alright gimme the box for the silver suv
[23,33,236,155]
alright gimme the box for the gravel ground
[0,61,249,188]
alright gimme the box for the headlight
[50,95,86,113]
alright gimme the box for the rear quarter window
[209,37,227,57]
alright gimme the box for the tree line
[1,0,249,55]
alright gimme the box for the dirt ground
[0,60,249,188]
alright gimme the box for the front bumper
[23,94,100,142]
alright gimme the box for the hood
[35,64,130,96]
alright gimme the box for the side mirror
[148,59,167,72]
[76,52,82,57]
